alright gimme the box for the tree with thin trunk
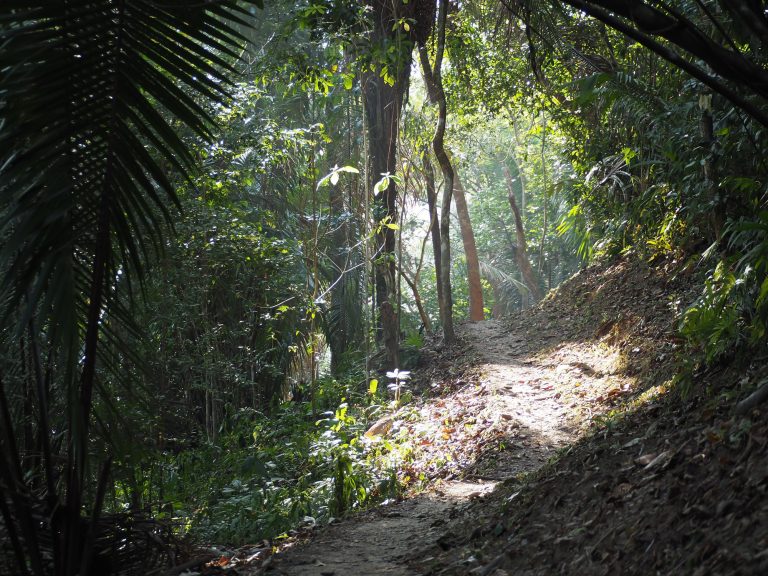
[419,0,456,343]
[503,165,543,302]
[538,118,549,272]
[422,150,444,326]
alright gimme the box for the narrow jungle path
[263,312,635,576]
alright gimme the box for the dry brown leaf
[365,415,393,437]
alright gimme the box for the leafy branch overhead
[508,0,768,127]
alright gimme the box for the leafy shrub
[158,379,409,545]
[681,212,768,369]
[681,261,742,365]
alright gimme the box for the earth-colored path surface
[265,315,631,576]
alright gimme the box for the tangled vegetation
[2,1,768,574]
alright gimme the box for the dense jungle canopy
[2,1,768,574]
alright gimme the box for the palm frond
[479,260,529,315]
[0,2,260,574]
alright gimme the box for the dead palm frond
[480,260,530,315]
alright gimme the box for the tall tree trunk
[409,183,435,334]
[329,178,349,376]
[512,124,527,214]
[418,0,455,344]
[329,88,353,376]
[539,122,548,272]
[361,0,422,368]
[453,172,484,321]
[503,166,542,302]
[361,66,401,368]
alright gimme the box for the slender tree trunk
[503,166,542,302]
[539,122,548,272]
[437,170,455,342]
[453,172,484,321]
[410,180,435,333]
[329,177,349,376]
[329,86,356,377]
[512,124,527,214]
[539,195,548,271]
[419,0,455,343]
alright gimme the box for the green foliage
[6,1,768,568]
[439,0,768,391]
[162,405,320,543]
[0,2,260,574]
[557,204,593,262]
[682,212,768,368]
[403,331,424,348]
[681,261,742,365]
[159,377,407,544]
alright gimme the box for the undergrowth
[678,212,768,393]
[158,375,415,545]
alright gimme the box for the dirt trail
[265,317,631,576]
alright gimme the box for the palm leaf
[480,260,530,314]
[0,2,261,574]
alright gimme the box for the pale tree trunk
[512,124,527,214]
[329,179,349,376]
[418,0,455,344]
[538,120,548,273]
[503,166,542,302]
[453,172,484,321]
[408,183,435,334]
